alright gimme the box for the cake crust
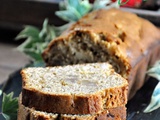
[21,63,128,114]
[42,9,160,98]
[18,95,126,120]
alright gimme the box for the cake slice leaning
[21,63,128,114]
[18,94,127,120]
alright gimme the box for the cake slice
[18,95,126,120]
[18,95,58,120]
[42,8,160,98]
[21,63,128,114]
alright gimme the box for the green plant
[16,19,57,66]
[56,0,119,22]
[56,0,92,22]
[144,60,160,113]
[1,92,18,120]
[16,18,72,67]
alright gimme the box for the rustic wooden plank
[0,42,30,84]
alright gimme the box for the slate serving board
[0,69,160,120]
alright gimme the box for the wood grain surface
[0,42,30,84]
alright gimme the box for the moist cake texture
[42,8,160,98]
[21,63,128,114]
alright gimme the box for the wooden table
[0,42,30,84]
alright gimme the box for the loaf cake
[18,94,126,120]
[42,8,160,98]
[21,63,128,114]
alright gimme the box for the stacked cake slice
[18,63,128,120]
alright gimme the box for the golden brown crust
[21,63,128,114]
[42,9,160,99]
[18,97,58,120]
[18,98,126,120]
[128,42,160,98]
[22,85,128,114]
[43,8,160,67]
[60,106,126,120]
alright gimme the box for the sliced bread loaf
[21,63,128,114]
[42,8,160,98]
[18,95,126,120]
